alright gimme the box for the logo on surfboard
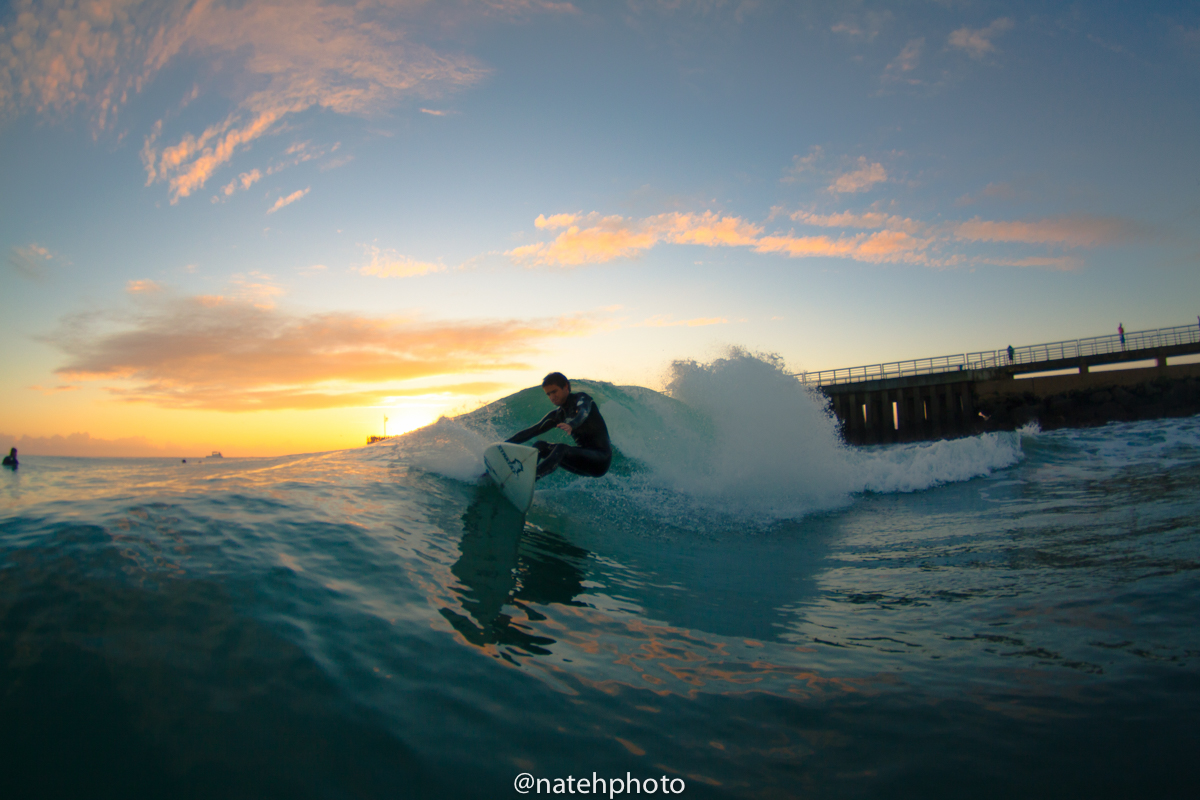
[498,446,525,475]
[485,444,530,488]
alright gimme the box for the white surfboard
[482,443,539,514]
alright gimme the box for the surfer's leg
[557,447,611,478]
[535,442,567,479]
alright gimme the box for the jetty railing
[796,323,1200,388]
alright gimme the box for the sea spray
[400,419,493,483]
[850,432,1024,494]
[651,349,855,516]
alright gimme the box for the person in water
[2,447,17,469]
[506,373,612,480]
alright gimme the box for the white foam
[634,350,857,517]
[628,351,1028,514]
[850,432,1024,494]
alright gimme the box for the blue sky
[2,0,1198,455]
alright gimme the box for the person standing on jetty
[505,373,612,480]
[2,447,17,469]
[1118,323,1126,350]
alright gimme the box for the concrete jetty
[800,323,1200,445]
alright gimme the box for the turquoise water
[2,357,1198,798]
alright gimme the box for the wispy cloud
[214,143,336,200]
[267,187,310,214]
[755,230,932,264]
[828,157,887,193]
[510,206,1143,271]
[882,38,924,84]
[360,245,445,278]
[27,384,79,395]
[791,210,923,233]
[782,145,823,183]
[509,211,762,266]
[954,216,1144,247]
[227,272,285,308]
[126,280,164,294]
[44,294,607,411]
[2,1,498,198]
[830,11,891,42]
[955,181,1017,206]
[948,18,1014,60]
[784,148,888,194]
[0,0,175,131]
[8,243,54,281]
[222,169,263,197]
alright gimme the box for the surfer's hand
[557,423,573,435]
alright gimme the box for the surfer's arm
[560,393,596,434]
[506,410,560,444]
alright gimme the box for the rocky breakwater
[975,363,1200,431]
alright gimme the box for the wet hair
[542,372,569,389]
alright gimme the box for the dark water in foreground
[2,379,1199,798]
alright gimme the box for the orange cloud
[223,168,263,196]
[1,1,496,195]
[8,243,54,280]
[267,187,310,214]
[782,145,824,183]
[509,211,761,267]
[791,210,923,233]
[0,0,161,130]
[360,245,445,278]
[657,211,762,246]
[535,213,581,229]
[141,0,492,199]
[227,272,285,308]
[828,157,887,193]
[882,38,923,85]
[949,18,1014,60]
[954,216,1143,247]
[513,205,1141,271]
[44,294,605,411]
[126,280,164,294]
[27,384,80,395]
[509,215,658,266]
[755,230,931,264]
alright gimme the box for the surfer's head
[542,372,570,406]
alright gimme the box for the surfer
[2,447,17,469]
[506,373,612,480]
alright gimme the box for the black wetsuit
[2,455,16,469]
[506,392,612,480]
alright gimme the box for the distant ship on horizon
[208,451,223,458]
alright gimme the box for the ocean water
[2,355,1199,799]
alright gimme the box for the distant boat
[209,451,223,458]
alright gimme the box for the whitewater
[2,352,1198,798]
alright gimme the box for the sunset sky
[2,0,1198,456]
